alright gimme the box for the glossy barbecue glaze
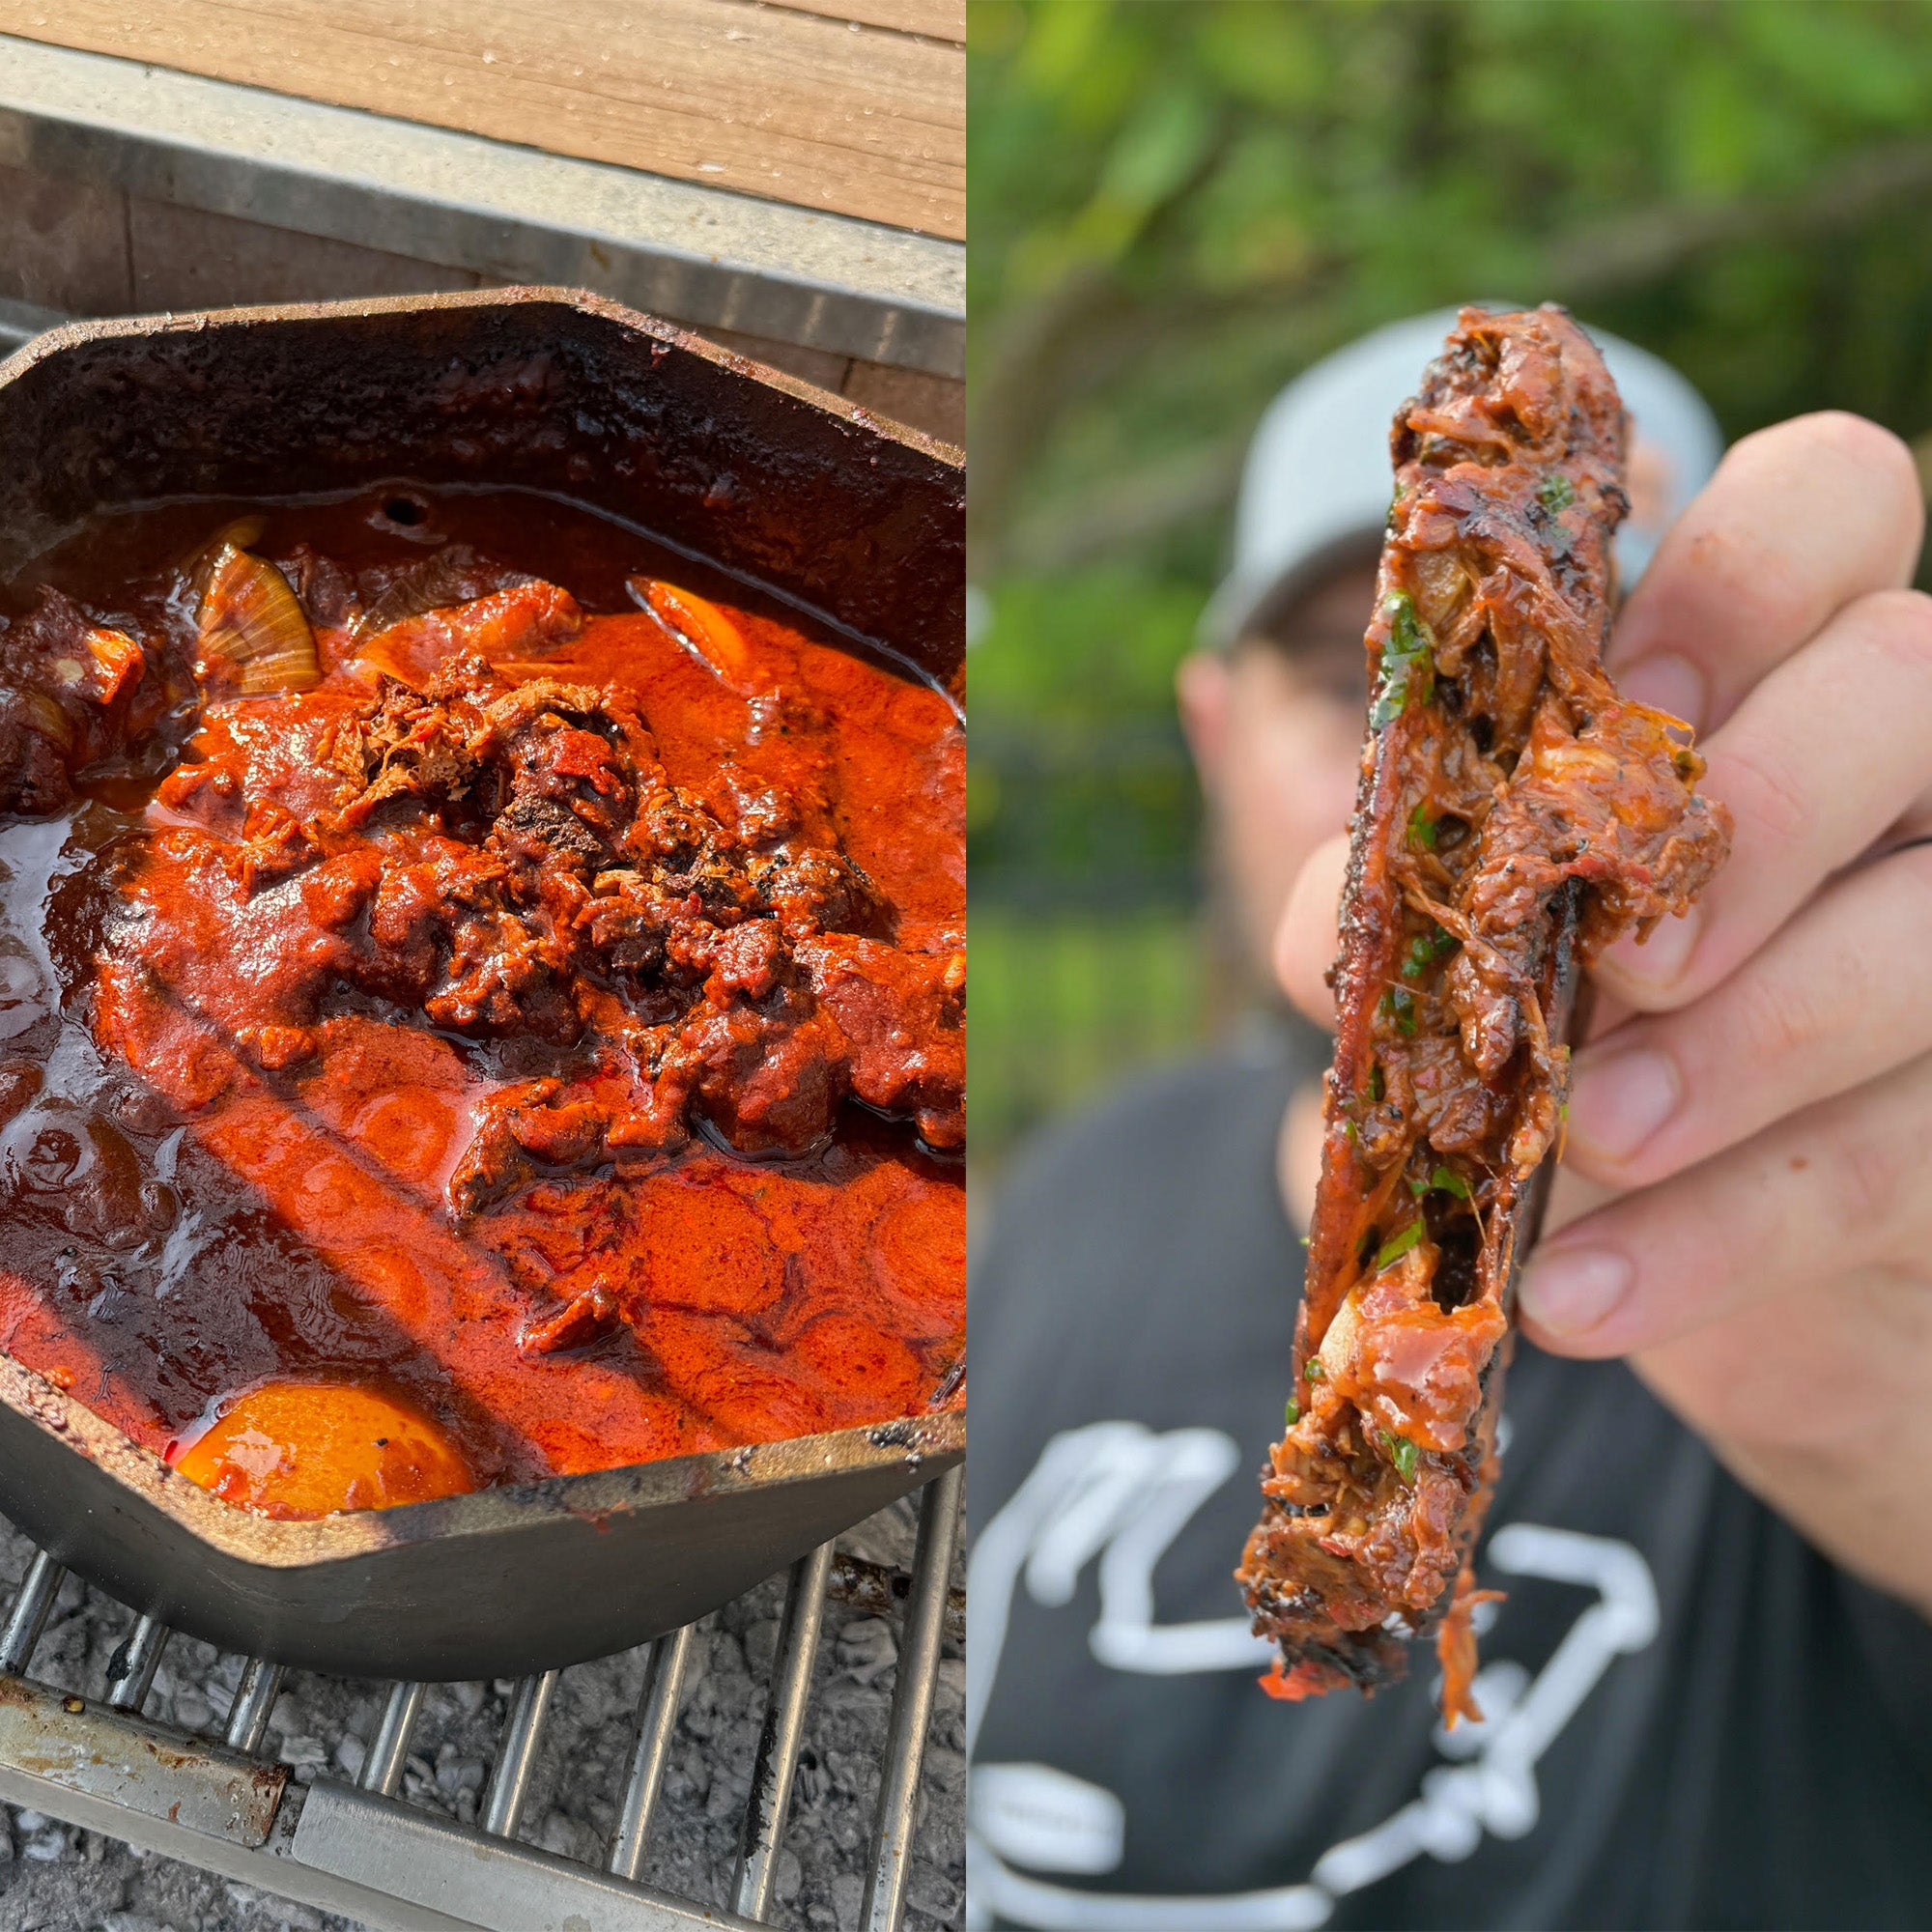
[1237,308,1729,1719]
[0,487,964,1515]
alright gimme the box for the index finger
[1610,411,1921,734]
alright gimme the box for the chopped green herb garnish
[1285,1397,1300,1428]
[1375,1220,1425,1270]
[1298,1232,1312,1248]
[1369,1062,1385,1103]
[1381,1430,1420,1483]
[1407,802,1438,850]
[1431,1165,1471,1201]
[1395,931,1458,996]
[1538,473,1576,512]
[1304,1356,1325,1382]
[1379,985,1419,1035]
[1400,928,1456,980]
[1370,591,1435,730]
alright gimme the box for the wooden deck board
[0,0,964,238]
[768,0,963,39]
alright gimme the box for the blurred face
[1176,564,1378,987]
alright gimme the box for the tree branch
[1548,139,1932,299]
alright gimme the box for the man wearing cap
[967,313,1932,1929]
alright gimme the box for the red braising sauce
[0,487,963,1515]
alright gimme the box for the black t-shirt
[967,1028,1932,1931]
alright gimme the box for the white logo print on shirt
[967,1421,1659,1932]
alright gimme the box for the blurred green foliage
[969,0,1932,1158]
[971,909,1208,1151]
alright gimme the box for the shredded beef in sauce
[1236,306,1731,1721]
[100,619,963,1220]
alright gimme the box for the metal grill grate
[0,1465,962,1932]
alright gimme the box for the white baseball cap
[1198,306,1724,651]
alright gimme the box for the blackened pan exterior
[0,289,964,1680]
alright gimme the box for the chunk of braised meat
[1237,305,1732,1723]
[0,688,78,816]
[103,611,963,1217]
[351,578,583,690]
[0,589,150,812]
[1443,694,1729,1171]
[797,936,966,1148]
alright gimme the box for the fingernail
[1567,1046,1679,1163]
[1518,1246,1633,1338]
[1602,903,1700,990]
[1619,652,1708,734]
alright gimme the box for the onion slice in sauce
[631,577,755,689]
[14,687,76,753]
[183,515,267,591]
[198,546,321,696]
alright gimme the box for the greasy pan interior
[0,289,964,1681]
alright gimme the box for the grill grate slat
[862,1465,963,1932]
[481,1669,559,1839]
[607,1622,696,1883]
[104,1613,172,1713]
[731,1540,836,1921]
[0,1469,960,1931]
[0,1550,64,1675]
[360,1680,429,1798]
[225,1659,286,1755]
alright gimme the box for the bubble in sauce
[171,1378,476,1517]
